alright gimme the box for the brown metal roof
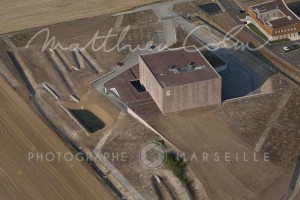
[250,0,299,29]
[104,65,162,116]
[251,0,281,12]
[140,46,220,88]
[269,16,298,29]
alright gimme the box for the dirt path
[0,77,115,200]
[254,85,293,152]
[94,111,125,150]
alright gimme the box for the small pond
[70,109,105,133]
[198,3,222,15]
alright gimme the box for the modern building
[247,0,300,41]
[139,46,222,114]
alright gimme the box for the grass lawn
[247,23,291,45]
[247,23,268,41]
[70,109,105,132]
[237,12,248,19]
[165,152,196,198]
[269,38,290,45]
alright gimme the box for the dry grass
[146,108,292,200]
[0,0,159,35]
[0,77,115,200]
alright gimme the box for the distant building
[139,46,222,114]
[247,0,300,41]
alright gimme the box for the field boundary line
[254,85,293,152]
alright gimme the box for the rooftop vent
[168,62,205,74]
[258,7,267,12]
[287,16,293,20]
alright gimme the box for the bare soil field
[146,105,292,200]
[2,1,299,199]
[0,0,160,35]
[121,10,159,28]
[3,8,160,100]
[140,71,300,199]
[8,16,118,47]
[0,9,166,198]
[172,27,204,49]
[217,75,300,166]
[101,115,163,200]
[16,47,108,98]
[0,40,30,101]
[99,113,206,200]
[173,2,199,16]
[0,77,115,200]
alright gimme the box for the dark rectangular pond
[198,3,222,15]
[70,109,105,133]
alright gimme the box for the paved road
[218,0,300,72]
[153,5,177,47]
[218,0,243,22]
[268,41,300,71]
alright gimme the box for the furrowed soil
[0,77,115,200]
[0,0,159,35]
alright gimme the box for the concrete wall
[140,56,222,114]
[127,107,180,151]
[161,78,221,113]
[139,56,164,111]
